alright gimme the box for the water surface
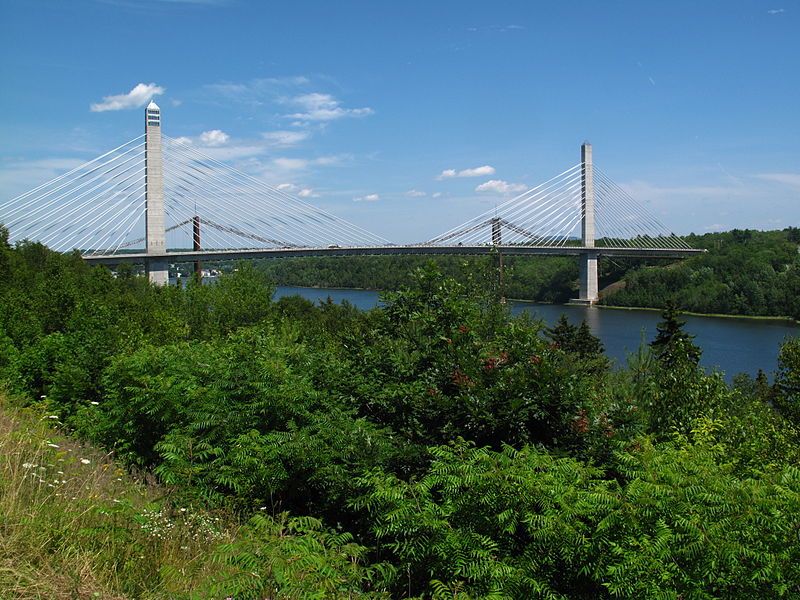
[274,285,799,381]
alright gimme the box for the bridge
[0,101,702,303]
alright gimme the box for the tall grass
[0,394,390,599]
[0,393,235,599]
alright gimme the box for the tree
[546,314,577,351]
[774,338,800,426]
[650,302,701,367]
[575,321,604,357]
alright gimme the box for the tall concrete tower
[578,142,599,302]
[145,100,168,285]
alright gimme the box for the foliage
[649,302,702,368]
[206,513,392,599]
[774,337,800,426]
[603,228,800,319]
[355,433,800,598]
[0,393,386,599]
[2,232,800,597]
[335,266,595,453]
[546,314,609,375]
[258,253,582,303]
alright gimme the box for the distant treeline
[601,228,800,319]
[257,228,800,319]
[258,253,643,304]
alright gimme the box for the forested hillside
[257,228,800,320]
[258,253,585,303]
[602,228,800,319]
[2,223,800,598]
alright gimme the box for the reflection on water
[274,286,799,381]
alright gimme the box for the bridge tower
[144,100,169,285]
[577,142,599,303]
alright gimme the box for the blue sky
[1,0,798,243]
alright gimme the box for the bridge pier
[578,251,598,303]
[572,142,599,304]
[145,100,169,285]
[145,257,169,286]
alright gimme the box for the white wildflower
[80,458,91,465]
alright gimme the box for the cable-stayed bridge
[0,101,701,303]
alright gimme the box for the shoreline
[593,303,799,325]
[274,284,799,325]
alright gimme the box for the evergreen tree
[649,302,701,367]
[547,315,605,359]
[575,321,604,358]
[546,314,577,351]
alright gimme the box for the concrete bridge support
[578,250,598,302]
[576,142,599,303]
[145,101,169,285]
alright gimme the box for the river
[273,285,799,381]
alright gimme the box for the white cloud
[276,182,318,197]
[188,145,267,161]
[198,129,230,146]
[432,192,443,198]
[438,165,496,179]
[273,157,308,170]
[262,130,310,147]
[353,193,380,202]
[767,8,785,14]
[169,131,265,160]
[406,189,426,197]
[271,156,342,171]
[286,93,374,122]
[756,172,800,189]
[90,82,165,112]
[314,155,342,166]
[475,179,527,194]
[461,165,496,177]
[204,76,310,105]
[466,24,525,33]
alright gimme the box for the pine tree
[575,321,604,358]
[650,302,701,367]
[547,315,578,352]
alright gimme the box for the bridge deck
[83,245,704,266]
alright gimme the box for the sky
[0,0,798,244]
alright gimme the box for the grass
[0,392,391,599]
[0,392,236,599]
